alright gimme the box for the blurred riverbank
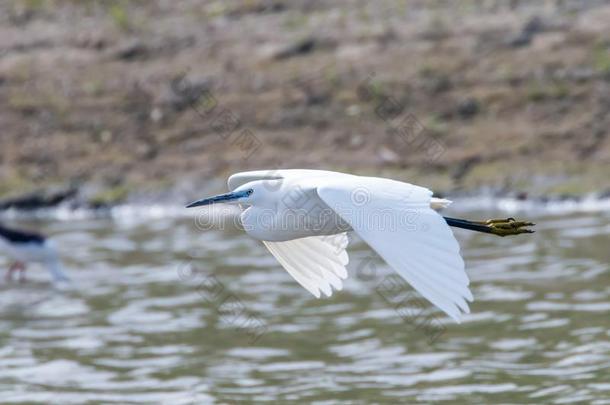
[1,0,610,208]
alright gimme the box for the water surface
[0,208,609,403]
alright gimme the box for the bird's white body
[0,234,68,283]
[231,170,451,242]
[238,175,352,241]
[191,169,472,322]
[0,238,56,263]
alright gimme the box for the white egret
[187,169,534,322]
[0,223,69,284]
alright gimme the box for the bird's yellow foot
[481,217,535,237]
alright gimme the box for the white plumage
[0,226,69,284]
[188,169,476,323]
[263,233,350,298]
[232,170,471,322]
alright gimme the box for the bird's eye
[247,189,254,196]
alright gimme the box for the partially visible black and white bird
[0,223,69,284]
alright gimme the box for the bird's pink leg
[5,262,18,282]
[5,262,25,282]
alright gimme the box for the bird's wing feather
[316,177,472,322]
[262,233,349,298]
[228,169,354,191]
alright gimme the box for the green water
[0,209,609,404]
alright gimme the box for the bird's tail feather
[431,197,452,210]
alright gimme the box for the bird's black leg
[444,217,535,237]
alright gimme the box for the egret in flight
[186,170,534,322]
[0,223,69,284]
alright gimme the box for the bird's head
[186,181,266,208]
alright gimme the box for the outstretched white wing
[317,176,472,322]
[263,233,349,298]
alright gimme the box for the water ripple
[0,211,608,402]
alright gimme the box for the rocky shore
[1,0,609,209]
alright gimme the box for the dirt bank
[1,0,609,207]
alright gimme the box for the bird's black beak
[186,190,249,208]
